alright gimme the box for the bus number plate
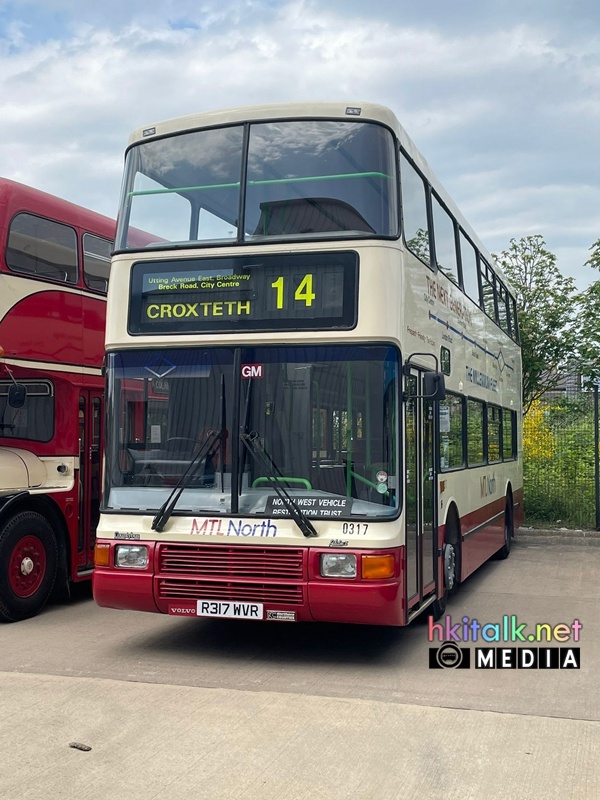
[196,600,263,619]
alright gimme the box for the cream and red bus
[93,102,522,626]
[0,178,114,621]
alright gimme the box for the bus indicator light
[362,554,395,580]
[94,543,111,568]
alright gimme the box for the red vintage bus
[0,178,115,621]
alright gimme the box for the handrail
[128,171,393,198]
[252,476,312,490]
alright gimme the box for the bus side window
[459,231,480,306]
[83,233,112,293]
[7,213,78,283]
[467,398,485,466]
[480,259,497,322]
[439,393,465,470]
[400,153,431,267]
[432,194,459,285]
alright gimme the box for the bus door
[77,390,103,572]
[404,369,437,613]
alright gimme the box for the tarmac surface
[1,528,598,800]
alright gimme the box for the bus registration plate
[196,600,263,619]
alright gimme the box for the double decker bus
[0,178,115,621]
[93,102,522,626]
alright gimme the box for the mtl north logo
[429,642,581,669]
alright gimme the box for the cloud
[0,0,598,287]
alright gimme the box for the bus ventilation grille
[157,544,305,580]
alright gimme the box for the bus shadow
[119,615,416,668]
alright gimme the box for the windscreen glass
[104,345,399,520]
[116,119,397,249]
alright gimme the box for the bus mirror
[8,383,26,408]
[423,371,446,401]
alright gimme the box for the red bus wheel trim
[8,535,46,598]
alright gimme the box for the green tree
[576,239,600,385]
[586,238,600,271]
[494,235,579,414]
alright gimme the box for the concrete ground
[2,671,597,800]
[0,530,598,800]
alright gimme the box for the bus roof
[0,177,115,238]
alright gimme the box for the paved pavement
[2,671,597,800]
[0,532,598,800]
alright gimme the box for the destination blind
[128,251,358,334]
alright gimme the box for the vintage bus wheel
[0,512,58,622]
[496,499,513,560]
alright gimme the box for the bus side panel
[514,487,524,528]
[308,581,405,626]
[308,546,405,626]
[459,496,506,580]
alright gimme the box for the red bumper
[93,541,407,626]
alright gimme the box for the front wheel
[0,512,58,622]
[444,519,461,596]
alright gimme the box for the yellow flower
[523,399,556,460]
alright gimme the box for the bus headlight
[115,545,149,569]
[320,553,357,578]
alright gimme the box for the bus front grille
[157,543,305,580]
[157,578,304,605]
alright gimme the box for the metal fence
[523,390,598,529]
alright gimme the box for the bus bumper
[93,542,407,626]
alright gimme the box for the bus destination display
[129,252,358,334]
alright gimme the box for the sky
[0,0,599,288]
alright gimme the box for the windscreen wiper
[240,431,318,538]
[151,429,222,533]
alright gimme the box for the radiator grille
[158,544,305,579]
[156,544,305,605]
[157,578,304,604]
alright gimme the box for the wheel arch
[441,501,461,546]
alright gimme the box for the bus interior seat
[86,276,109,292]
[314,461,357,498]
[253,197,375,236]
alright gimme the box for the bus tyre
[496,499,513,560]
[444,518,461,597]
[0,512,58,623]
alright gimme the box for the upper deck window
[6,213,78,283]
[83,233,112,293]
[116,119,398,249]
[399,153,431,267]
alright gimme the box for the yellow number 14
[271,273,316,309]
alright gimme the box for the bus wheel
[444,516,461,596]
[0,512,58,622]
[496,498,513,560]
